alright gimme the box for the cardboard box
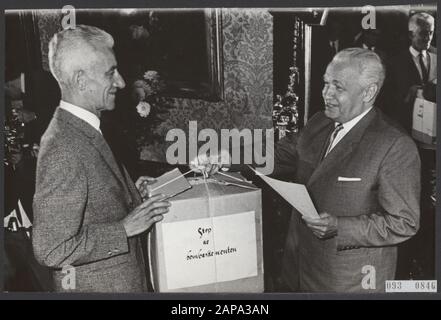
[149,174,263,292]
[412,97,437,145]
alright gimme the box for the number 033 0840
[385,280,437,293]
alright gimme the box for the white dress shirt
[362,43,375,51]
[409,46,429,81]
[328,107,373,153]
[59,100,102,134]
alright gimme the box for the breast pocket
[333,179,365,198]
[335,180,364,190]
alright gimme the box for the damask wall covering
[37,9,273,162]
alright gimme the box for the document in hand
[249,166,319,219]
[148,168,192,199]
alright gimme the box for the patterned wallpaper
[36,10,63,71]
[36,9,273,162]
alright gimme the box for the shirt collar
[337,107,373,132]
[59,100,102,134]
[409,45,427,58]
[362,43,375,50]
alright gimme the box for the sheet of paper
[250,166,319,219]
[161,211,258,290]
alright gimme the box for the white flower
[189,154,212,175]
[189,150,231,176]
[136,101,151,118]
[143,70,159,80]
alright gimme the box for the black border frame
[1,0,439,300]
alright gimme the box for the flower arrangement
[131,70,173,157]
[133,70,165,117]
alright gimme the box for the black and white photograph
[2,2,438,296]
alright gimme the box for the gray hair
[332,47,386,90]
[48,25,114,87]
[408,12,435,32]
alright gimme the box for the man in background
[385,12,436,280]
[386,12,436,131]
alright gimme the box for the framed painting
[73,8,224,101]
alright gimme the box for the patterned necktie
[419,53,429,84]
[323,123,344,159]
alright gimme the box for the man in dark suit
[32,25,171,292]
[274,48,421,292]
[384,12,436,280]
[385,12,436,132]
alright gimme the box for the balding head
[332,47,385,91]
[323,48,384,123]
[48,25,125,117]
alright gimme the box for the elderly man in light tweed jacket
[32,25,170,292]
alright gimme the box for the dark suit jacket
[384,49,437,132]
[32,108,146,292]
[275,108,420,292]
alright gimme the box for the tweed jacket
[33,107,146,292]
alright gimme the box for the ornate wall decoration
[151,9,273,161]
[36,9,273,162]
[36,10,62,71]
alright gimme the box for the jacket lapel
[307,108,377,187]
[54,108,134,202]
[123,166,143,206]
[406,51,424,85]
[428,51,436,81]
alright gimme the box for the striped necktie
[323,123,344,159]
